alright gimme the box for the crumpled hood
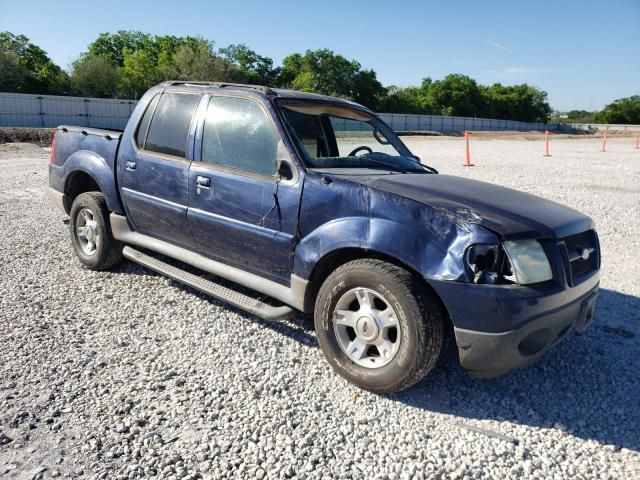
[340,173,593,239]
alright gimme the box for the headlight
[465,240,553,285]
[465,244,511,285]
[503,240,553,285]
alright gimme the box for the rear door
[187,94,302,285]
[118,91,202,248]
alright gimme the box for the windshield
[279,102,428,173]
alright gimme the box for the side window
[202,96,279,176]
[144,92,200,158]
[135,93,160,148]
[282,109,329,159]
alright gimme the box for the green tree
[424,74,484,117]
[85,31,154,67]
[377,85,424,114]
[70,55,120,98]
[76,32,244,99]
[596,96,640,124]
[168,40,244,83]
[219,44,279,85]
[351,69,386,109]
[481,83,551,122]
[281,50,357,95]
[118,48,158,99]
[279,49,385,109]
[0,47,24,92]
[0,31,69,94]
[154,35,186,77]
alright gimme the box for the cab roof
[157,81,372,114]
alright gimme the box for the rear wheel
[314,259,444,393]
[69,192,123,270]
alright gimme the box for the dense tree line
[0,32,69,95]
[378,76,552,123]
[595,96,640,124]
[2,30,636,124]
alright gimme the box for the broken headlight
[465,244,514,285]
[465,241,553,285]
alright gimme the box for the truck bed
[50,125,122,169]
[48,125,124,214]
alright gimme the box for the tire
[69,192,123,271]
[314,259,443,393]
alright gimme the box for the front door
[187,94,302,285]
[118,91,201,248]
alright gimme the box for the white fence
[565,123,640,132]
[0,92,137,130]
[377,113,562,132]
[2,92,638,133]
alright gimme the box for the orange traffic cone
[463,131,474,167]
[543,130,552,157]
[601,130,609,152]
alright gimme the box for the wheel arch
[61,151,124,214]
[303,247,452,330]
[63,170,101,212]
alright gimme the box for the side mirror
[276,140,294,181]
[277,158,294,180]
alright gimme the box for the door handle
[196,176,211,187]
[196,175,211,194]
[126,161,137,171]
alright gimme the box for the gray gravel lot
[1,136,639,479]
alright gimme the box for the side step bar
[123,246,295,321]
[110,213,308,311]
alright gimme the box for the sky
[1,0,638,111]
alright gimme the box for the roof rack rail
[161,81,275,95]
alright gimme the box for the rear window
[135,94,160,148]
[143,92,200,158]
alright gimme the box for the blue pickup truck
[47,81,600,392]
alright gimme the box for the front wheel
[314,259,444,393]
[69,192,123,271]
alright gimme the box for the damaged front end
[465,239,554,286]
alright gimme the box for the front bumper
[429,271,600,378]
[455,286,598,377]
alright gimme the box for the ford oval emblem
[580,247,595,261]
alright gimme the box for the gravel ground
[1,137,639,480]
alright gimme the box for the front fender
[294,217,369,278]
[61,150,123,213]
[294,215,498,282]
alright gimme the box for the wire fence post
[37,96,45,127]
[83,99,91,127]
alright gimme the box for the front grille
[571,257,593,278]
[560,230,599,285]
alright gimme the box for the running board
[110,213,308,311]
[123,246,295,321]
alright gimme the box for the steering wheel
[348,146,373,157]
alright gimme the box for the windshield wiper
[367,158,437,174]
[406,155,438,174]
[412,164,438,174]
[362,154,437,174]
[362,157,407,173]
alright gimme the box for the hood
[339,173,593,239]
